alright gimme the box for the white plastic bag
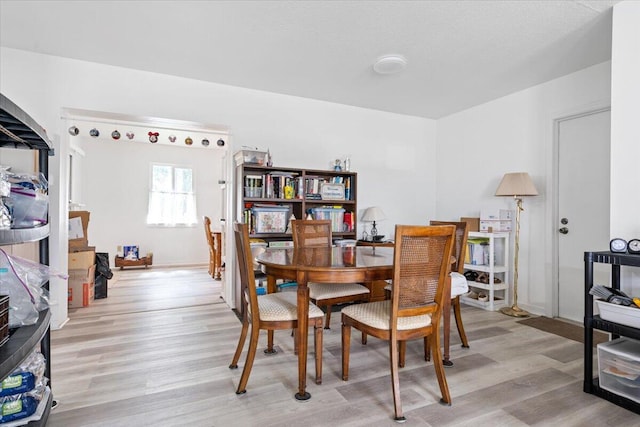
[0,249,67,328]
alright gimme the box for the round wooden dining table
[256,245,394,400]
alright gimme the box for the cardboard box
[69,211,90,250]
[68,264,96,308]
[460,217,480,232]
[68,249,95,269]
[69,245,96,254]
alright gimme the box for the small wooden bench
[115,254,153,270]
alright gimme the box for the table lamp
[495,172,538,318]
[362,206,386,241]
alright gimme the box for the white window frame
[146,163,197,227]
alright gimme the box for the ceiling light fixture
[373,55,407,75]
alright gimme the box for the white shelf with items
[460,231,510,311]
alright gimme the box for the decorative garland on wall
[62,110,229,150]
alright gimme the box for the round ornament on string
[168,135,176,143]
[90,128,100,137]
[126,132,135,140]
[111,130,121,140]
[185,137,193,146]
[201,138,210,147]
[148,132,159,143]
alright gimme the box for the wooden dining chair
[228,222,325,393]
[429,220,471,360]
[203,216,216,278]
[341,224,456,422]
[291,219,370,329]
[384,220,470,367]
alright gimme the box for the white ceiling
[0,0,621,119]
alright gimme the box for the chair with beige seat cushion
[341,224,456,422]
[228,222,325,393]
[383,220,470,366]
[291,219,370,329]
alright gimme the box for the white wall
[611,1,640,294]
[0,47,437,236]
[436,61,612,315]
[1,47,437,313]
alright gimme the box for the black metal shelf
[0,92,54,425]
[0,309,50,380]
[0,93,53,152]
[583,251,640,415]
[586,378,640,414]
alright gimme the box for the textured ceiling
[0,0,621,119]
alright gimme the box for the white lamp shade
[495,172,538,197]
[362,206,386,222]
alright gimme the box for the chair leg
[441,291,453,367]
[293,328,298,355]
[236,325,260,394]
[341,323,351,381]
[453,296,470,348]
[398,341,406,368]
[324,305,332,329]
[265,330,276,354]
[361,332,367,345]
[229,314,249,369]
[389,337,405,422]
[424,336,431,361]
[315,320,323,384]
[429,329,452,405]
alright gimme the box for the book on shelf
[344,212,354,232]
[262,172,300,199]
[466,237,490,266]
[304,176,329,199]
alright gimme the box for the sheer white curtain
[147,164,197,226]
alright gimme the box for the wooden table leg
[295,272,310,400]
[265,274,278,354]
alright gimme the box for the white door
[557,109,610,322]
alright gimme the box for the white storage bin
[597,337,640,403]
[252,206,290,233]
[311,207,345,233]
[595,300,640,329]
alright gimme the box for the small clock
[610,238,628,253]
[628,239,640,255]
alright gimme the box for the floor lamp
[495,172,538,317]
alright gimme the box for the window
[147,163,197,226]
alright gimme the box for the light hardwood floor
[46,267,639,426]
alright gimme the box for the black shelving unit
[1,93,55,425]
[583,250,640,414]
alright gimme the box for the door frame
[549,105,610,318]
